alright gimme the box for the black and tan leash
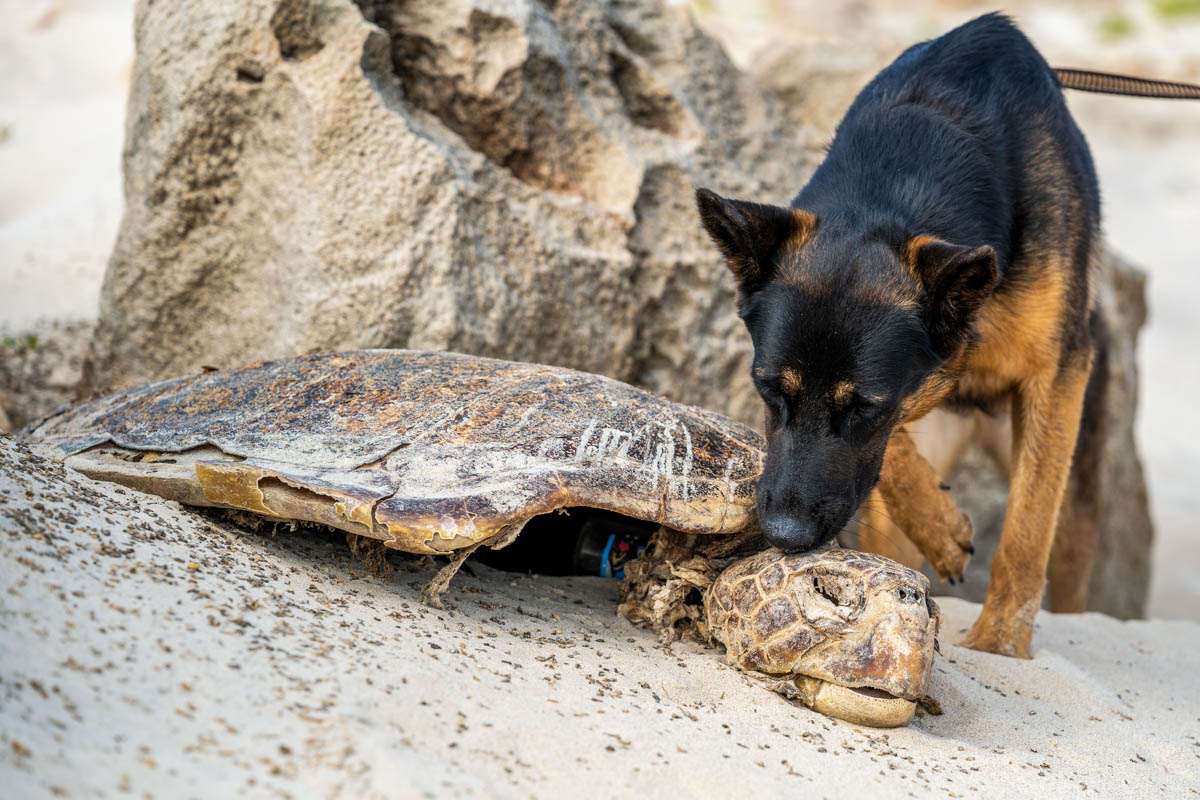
[1054,67,1200,99]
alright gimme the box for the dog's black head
[696,188,998,552]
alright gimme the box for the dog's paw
[960,613,1032,659]
[925,509,974,584]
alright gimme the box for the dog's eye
[839,401,884,439]
[848,402,882,421]
[760,388,784,412]
[757,386,788,422]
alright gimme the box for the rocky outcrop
[1088,256,1153,618]
[84,0,823,427]
[84,0,1152,615]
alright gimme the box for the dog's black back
[798,12,1098,296]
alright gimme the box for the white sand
[0,0,131,331]
[3,439,1198,797]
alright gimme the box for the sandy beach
[0,0,129,330]
[4,439,1199,797]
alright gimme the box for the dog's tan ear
[696,188,815,293]
[903,236,998,354]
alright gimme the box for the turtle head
[695,188,995,552]
[704,549,943,707]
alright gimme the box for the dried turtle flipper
[22,350,764,563]
[705,548,941,728]
[617,526,766,644]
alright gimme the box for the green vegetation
[0,123,11,144]
[1098,13,1135,38]
[1,334,39,352]
[1153,0,1200,19]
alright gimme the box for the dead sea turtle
[705,548,940,727]
[24,348,946,725]
[23,350,764,557]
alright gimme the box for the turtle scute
[704,547,942,728]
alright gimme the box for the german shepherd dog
[696,13,1115,658]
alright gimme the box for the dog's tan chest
[963,266,1071,387]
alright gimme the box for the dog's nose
[761,513,821,553]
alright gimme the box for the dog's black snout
[762,513,821,553]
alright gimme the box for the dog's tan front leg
[876,427,974,580]
[962,360,1091,658]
